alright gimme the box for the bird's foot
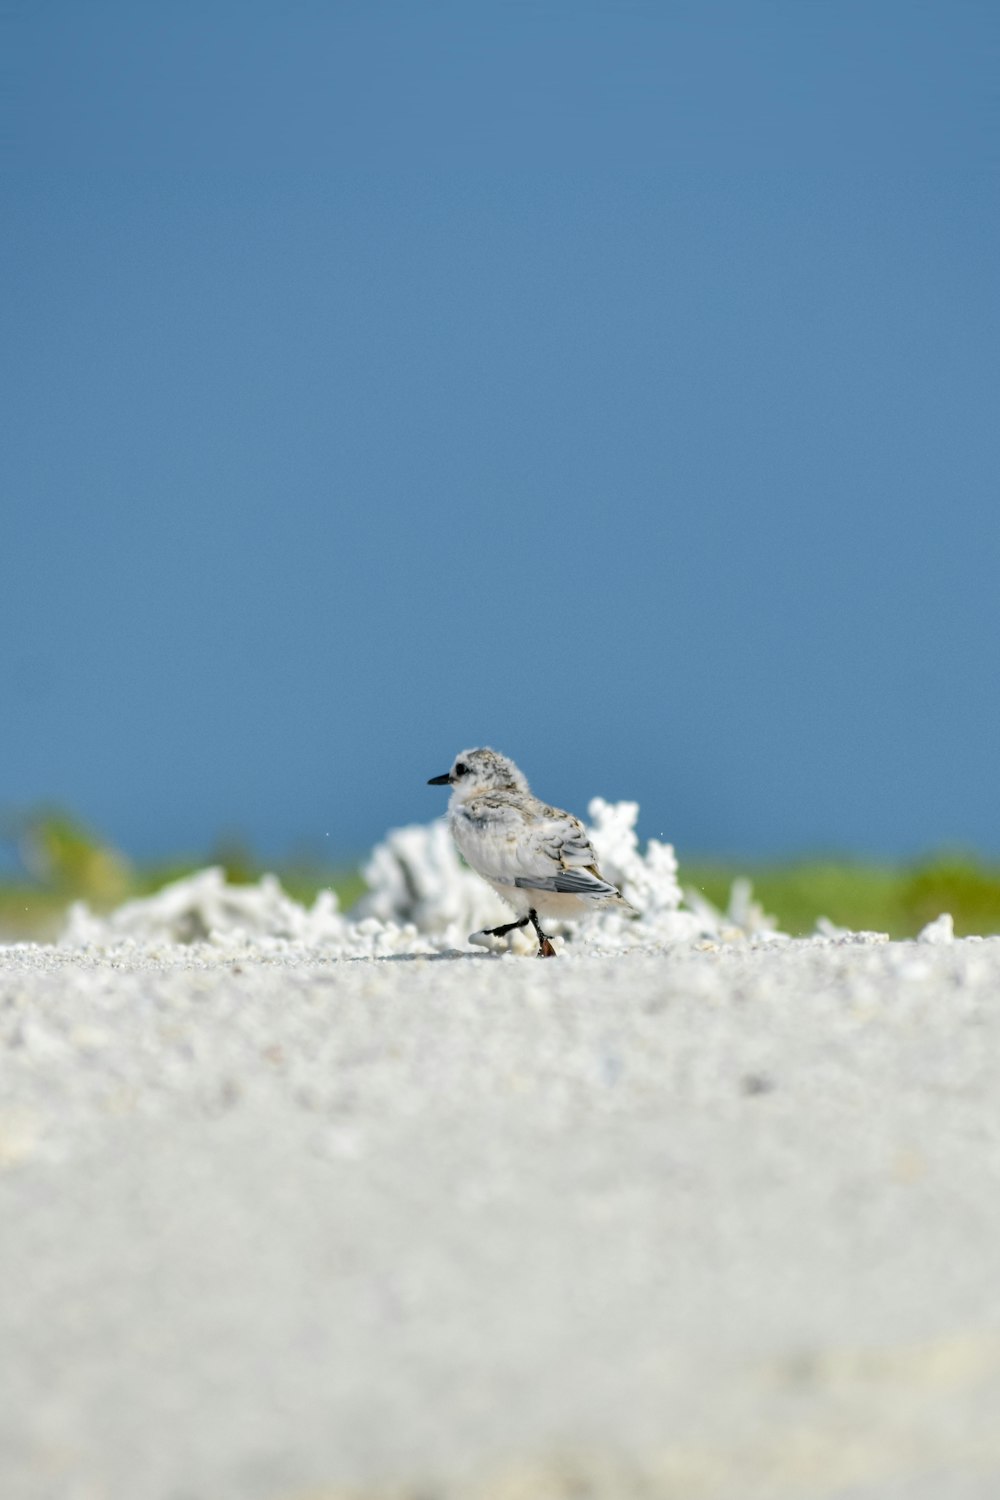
[528,907,558,958]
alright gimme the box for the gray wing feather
[515,870,619,897]
[535,821,600,868]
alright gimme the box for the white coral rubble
[58,800,708,954]
[53,800,953,957]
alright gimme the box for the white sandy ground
[2,934,1000,1500]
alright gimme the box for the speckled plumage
[427,748,628,954]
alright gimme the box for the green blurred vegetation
[0,809,365,941]
[1,807,998,942]
[683,856,1000,939]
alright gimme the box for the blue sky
[3,2,999,866]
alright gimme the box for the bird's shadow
[372,948,509,964]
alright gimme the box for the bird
[427,747,629,957]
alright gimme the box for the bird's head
[427,747,529,801]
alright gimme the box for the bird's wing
[511,809,620,898]
[514,867,620,897]
[531,808,601,867]
[453,796,620,899]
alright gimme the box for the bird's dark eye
[455,762,468,777]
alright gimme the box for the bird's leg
[483,915,530,939]
[529,908,557,959]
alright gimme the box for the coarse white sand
[2,933,1000,1500]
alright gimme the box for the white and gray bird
[428,747,629,957]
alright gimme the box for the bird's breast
[449,808,521,883]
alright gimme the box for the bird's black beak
[427,773,452,786]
